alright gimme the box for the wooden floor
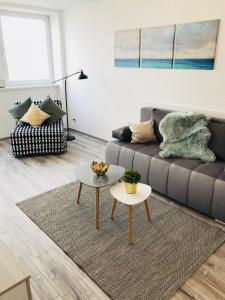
[0,132,225,300]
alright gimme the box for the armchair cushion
[8,97,32,120]
[20,103,49,128]
[39,96,66,125]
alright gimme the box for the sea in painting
[174,58,214,70]
[174,20,219,70]
[114,29,140,68]
[141,59,173,69]
[114,58,140,68]
[140,25,175,69]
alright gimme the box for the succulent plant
[122,170,141,184]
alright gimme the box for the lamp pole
[53,70,88,141]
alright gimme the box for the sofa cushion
[129,119,156,143]
[170,158,203,170]
[137,143,160,157]
[153,109,171,142]
[208,120,225,161]
[112,126,132,142]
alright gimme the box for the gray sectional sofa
[105,107,225,223]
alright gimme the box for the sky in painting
[175,20,219,59]
[115,29,140,59]
[141,25,175,59]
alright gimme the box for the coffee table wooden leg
[96,187,100,229]
[144,199,151,222]
[110,199,117,220]
[128,205,132,245]
[77,182,83,203]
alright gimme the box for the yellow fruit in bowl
[91,161,109,176]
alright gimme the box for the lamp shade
[78,70,88,80]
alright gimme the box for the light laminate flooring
[0,132,225,300]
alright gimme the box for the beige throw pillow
[129,119,156,143]
[20,103,49,128]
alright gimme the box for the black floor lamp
[53,70,88,141]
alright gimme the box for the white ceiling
[0,0,76,9]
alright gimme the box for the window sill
[0,83,59,92]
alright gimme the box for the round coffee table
[75,164,125,229]
[110,182,152,245]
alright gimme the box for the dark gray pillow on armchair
[39,96,66,125]
[112,126,132,142]
[8,97,32,120]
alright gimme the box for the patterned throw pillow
[20,103,49,128]
[129,119,156,143]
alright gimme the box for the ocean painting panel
[114,29,140,68]
[174,20,219,70]
[140,25,175,69]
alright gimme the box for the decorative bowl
[91,161,109,176]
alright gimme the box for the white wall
[0,85,58,138]
[63,0,225,141]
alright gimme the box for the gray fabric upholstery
[140,107,154,122]
[153,109,171,142]
[208,120,225,161]
[106,107,225,223]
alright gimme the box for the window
[0,11,53,86]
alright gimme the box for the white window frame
[0,10,54,87]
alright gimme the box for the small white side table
[110,182,152,245]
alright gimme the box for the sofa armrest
[112,126,132,142]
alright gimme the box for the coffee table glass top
[75,164,125,188]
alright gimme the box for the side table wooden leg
[128,205,132,245]
[110,199,117,219]
[144,199,151,222]
[96,187,100,229]
[77,182,83,203]
[26,278,32,300]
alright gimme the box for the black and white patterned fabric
[11,100,67,157]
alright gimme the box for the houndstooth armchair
[10,100,67,157]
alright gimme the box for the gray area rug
[17,182,225,300]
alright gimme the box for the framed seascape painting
[114,29,140,68]
[174,19,219,70]
[140,25,175,69]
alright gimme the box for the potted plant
[122,170,141,194]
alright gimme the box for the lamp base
[66,135,76,141]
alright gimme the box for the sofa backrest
[141,107,172,142]
[140,107,225,161]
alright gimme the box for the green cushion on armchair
[39,96,66,125]
[8,97,32,120]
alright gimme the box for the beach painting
[114,29,140,68]
[140,25,175,69]
[174,20,219,70]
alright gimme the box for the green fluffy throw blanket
[159,111,216,162]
